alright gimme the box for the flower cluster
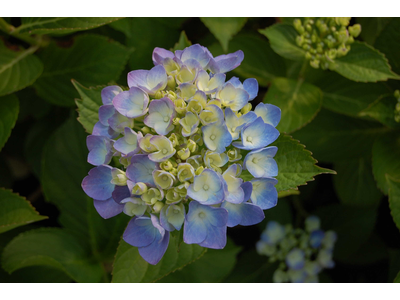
[81,44,281,265]
[293,17,361,69]
[256,216,337,283]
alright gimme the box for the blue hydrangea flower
[257,216,337,283]
[81,44,282,265]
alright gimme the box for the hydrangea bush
[257,216,337,283]
[81,44,281,264]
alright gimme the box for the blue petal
[123,216,157,247]
[82,165,114,201]
[222,201,264,227]
[213,50,244,73]
[86,135,113,166]
[138,230,170,265]
[241,181,253,201]
[244,146,278,178]
[199,223,227,249]
[112,185,131,204]
[309,230,325,248]
[183,201,208,244]
[243,78,258,100]
[92,122,118,139]
[98,105,115,126]
[126,154,159,187]
[93,198,123,219]
[286,248,306,270]
[254,103,281,127]
[250,178,278,209]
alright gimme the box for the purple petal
[123,216,157,247]
[138,230,170,265]
[112,87,149,118]
[86,135,113,166]
[93,198,124,219]
[152,47,175,65]
[101,86,123,105]
[98,105,115,126]
[112,185,131,204]
[82,165,114,201]
[127,69,149,89]
[92,122,118,139]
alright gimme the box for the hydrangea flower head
[257,216,337,283]
[81,44,282,265]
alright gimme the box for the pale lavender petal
[101,86,123,105]
[126,154,160,187]
[214,50,244,73]
[112,87,149,118]
[152,47,175,65]
[98,105,115,126]
[86,135,113,166]
[127,70,149,89]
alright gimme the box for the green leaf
[259,24,306,61]
[358,17,391,46]
[1,228,104,283]
[159,238,241,283]
[359,95,400,129]
[223,34,286,86]
[374,18,400,75]
[201,17,247,52]
[395,271,400,283]
[315,204,377,261]
[110,18,185,70]
[33,34,131,107]
[372,134,400,195]
[41,115,129,260]
[0,42,43,96]
[0,94,19,151]
[171,31,192,51]
[293,109,390,163]
[271,134,335,193]
[264,77,322,133]
[112,236,207,283]
[331,41,400,82]
[333,158,382,207]
[312,72,390,117]
[387,176,400,231]
[0,188,47,234]
[73,80,103,134]
[223,249,277,283]
[16,17,123,35]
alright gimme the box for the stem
[0,17,43,47]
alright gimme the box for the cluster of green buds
[293,17,362,69]
[394,90,400,123]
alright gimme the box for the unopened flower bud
[348,24,361,38]
[177,148,190,160]
[153,201,165,213]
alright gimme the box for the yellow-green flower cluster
[293,17,362,69]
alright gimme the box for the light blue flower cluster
[257,216,337,283]
[81,44,281,265]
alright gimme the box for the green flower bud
[227,148,242,162]
[241,103,252,115]
[122,197,147,217]
[153,201,165,213]
[310,59,320,69]
[139,133,157,153]
[293,19,304,34]
[141,188,163,205]
[111,169,127,186]
[327,48,337,60]
[174,98,187,115]
[186,155,202,169]
[141,126,151,134]
[165,188,182,204]
[153,170,175,189]
[172,117,181,126]
[296,35,305,47]
[154,90,163,99]
[305,52,312,60]
[167,75,176,90]
[335,17,351,27]
[191,133,203,146]
[394,90,400,99]
[396,102,400,112]
[177,148,190,160]
[195,166,204,175]
[132,182,148,195]
[187,139,197,153]
[177,163,195,182]
[160,160,174,171]
[187,99,203,114]
[348,24,361,38]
